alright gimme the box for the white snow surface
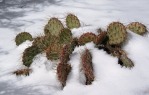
[1,0,149,95]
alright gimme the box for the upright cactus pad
[66,14,81,29]
[15,32,33,46]
[22,46,40,67]
[59,28,73,44]
[57,63,71,88]
[107,22,127,45]
[78,33,96,45]
[44,18,64,36]
[46,43,62,61]
[127,22,147,35]
[81,49,94,85]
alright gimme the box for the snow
[1,0,149,95]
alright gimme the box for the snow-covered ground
[1,0,149,95]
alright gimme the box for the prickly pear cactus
[78,33,96,45]
[127,22,147,35]
[46,43,63,61]
[66,14,81,29]
[44,18,64,36]
[81,49,94,85]
[15,32,33,46]
[57,62,71,88]
[22,46,40,67]
[107,22,127,45]
[59,28,73,44]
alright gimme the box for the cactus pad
[107,22,127,45]
[44,18,64,36]
[59,28,73,44]
[95,31,107,45]
[57,63,71,87]
[66,14,81,29]
[15,32,33,46]
[119,54,134,68]
[127,22,147,35]
[78,32,96,45]
[22,46,40,67]
[81,49,94,85]
[46,43,62,61]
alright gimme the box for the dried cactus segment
[22,46,40,67]
[107,22,127,45]
[127,22,147,35]
[15,32,33,46]
[81,49,94,85]
[57,63,71,88]
[95,31,108,45]
[59,28,73,44]
[66,14,81,29]
[119,54,134,68]
[44,18,64,36]
[78,32,96,45]
[46,43,63,61]
[13,68,32,76]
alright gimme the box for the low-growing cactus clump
[127,22,147,35]
[15,32,33,46]
[13,13,148,88]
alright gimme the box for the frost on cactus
[127,22,147,35]
[81,49,94,85]
[22,46,40,67]
[44,18,64,36]
[46,43,62,61]
[59,28,73,44]
[78,32,96,45]
[15,32,33,46]
[66,13,81,29]
[107,22,127,46]
[57,62,71,88]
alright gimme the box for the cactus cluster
[15,32,33,46]
[127,22,147,35]
[14,13,148,88]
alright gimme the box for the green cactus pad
[15,32,33,46]
[66,14,81,29]
[22,46,40,67]
[44,18,64,36]
[46,43,63,61]
[119,54,134,68]
[78,32,96,45]
[107,22,127,45]
[127,22,147,35]
[59,28,73,44]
